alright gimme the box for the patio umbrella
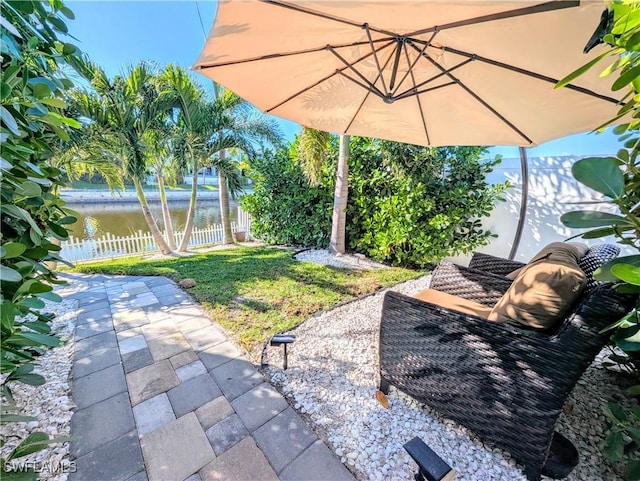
[193,0,623,148]
[192,0,624,259]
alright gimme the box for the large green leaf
[571,157,625,198]
[8,432,50,460]
[1,105,21,136]
[611,264,640,286]
[555,50,610,88]
[595,256,640,282]
[603,431,625,461]
[560,210,630,228]
[614,326,640,352]
[1,265,22,282]
[1,242,26,259]
[14,180,42,198]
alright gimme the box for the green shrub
[244,138,508,268]
[1,0,83,475]
[241,148,333,247]
[346,138,508,268]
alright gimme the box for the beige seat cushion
[488,242,588,329]
[413,289,492,319]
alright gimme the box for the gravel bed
[268,251,633,481]
[294,249,387,270]
[0,298,78,480]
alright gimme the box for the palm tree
[161,65,281,249]
[70,62,174,254]
[298,128,350,254]
[145,127,179,250]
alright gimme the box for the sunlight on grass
[75,246,419,353]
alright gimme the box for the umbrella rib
[364,24,388,95]
[408,43,533,144]
[406,0,580,37]
[394,56,474,100]
[329,47,386,99]
[396,82,457,101]
[195,38,391,70]
[439,46,621,105]
[345,41,400,134]
[403,42,431,145]
[391,31,439,98]
[260,0,397,37]
[265,40,395,113]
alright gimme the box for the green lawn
[75,246,419,353]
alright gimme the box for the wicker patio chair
[379,253,637,481]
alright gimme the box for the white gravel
[294,249,387,270]
[271,250,633,481]
[0,297,78,480]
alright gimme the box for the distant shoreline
[61,189,221,205]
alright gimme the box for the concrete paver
[199,437,279,481]
[279,440,355,481]
[73,363,127,410]
[205,413,248,456]
[126,359,180,406]
[198,341,242,371]
[73,347,121,378]
[67,274,355,481]
[231,383,288,432]
[147,331,191,361]
[122,347,154,374]
[211,358,264,401]
[74,330,117,360]
[175,360,208,382]
[253,407,318,473]
[167,373,222,417]
[133,393,176,437]
[71,431,144,481]
[70,392,135,458]
[195,397,235,431]
[140,413,215,481]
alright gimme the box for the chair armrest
[429,262,513,306]
[468,252,526,276]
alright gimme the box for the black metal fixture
[270,334,296,370]
[403,437,455,481]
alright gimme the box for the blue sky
[66,1,620,158]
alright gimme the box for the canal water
[67,199,240,240]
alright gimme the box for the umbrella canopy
[193,0,622,147]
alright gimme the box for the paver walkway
[60,273,354,481]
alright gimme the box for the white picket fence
[62,207,252,264]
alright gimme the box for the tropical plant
[557,1,640,477]
[347,139,508,267]
[161,65,281,249]
[243,137,508,267]
[298,128,351,254]
[69,62,174,254]
[1,0,82,476]
[241,147,334,246]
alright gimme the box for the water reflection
[68,199,239,240]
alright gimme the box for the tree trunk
[133,177,173,255]
[157,170,176,250]
[330,134,350,255]
[219,151,234,244]
[178,160,199,252]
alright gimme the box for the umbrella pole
[508,147,529,260]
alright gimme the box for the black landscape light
[403,437,455,481]
[270,334,296,370]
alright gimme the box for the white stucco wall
[445,154,633,266]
